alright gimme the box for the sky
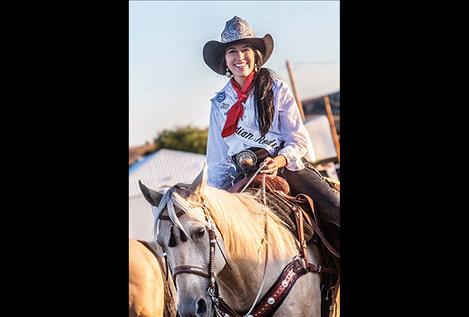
[129,1,340,147]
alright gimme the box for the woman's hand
[260,155,287,179]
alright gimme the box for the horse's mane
[157,182,296,262]
[202,186,294,261]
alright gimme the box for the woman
[203,16,339,233]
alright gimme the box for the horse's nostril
[196,298,207,316]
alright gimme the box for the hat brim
[203,34,274,75]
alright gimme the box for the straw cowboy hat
[203,16,274,75]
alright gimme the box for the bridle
[170,200,219,294]
[159,199,224,299]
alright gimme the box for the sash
[229,123,283,155]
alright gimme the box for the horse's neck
[216,218,300,312]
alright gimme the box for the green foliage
[153,126,208,154]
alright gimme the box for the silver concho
[281,280,288,287]
[235,150,257,168]
[267,297,275,305]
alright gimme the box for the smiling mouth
[234,63,247,69]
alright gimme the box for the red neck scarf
[221,71,256,138]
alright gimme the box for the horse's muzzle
[178,297,211,317]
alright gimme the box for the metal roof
[129,149,206,198]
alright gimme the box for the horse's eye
[196,229,205,238]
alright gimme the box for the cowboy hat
[203,16,274,75]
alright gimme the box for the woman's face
[225,43,255,80]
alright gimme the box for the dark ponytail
[253,50,274,136]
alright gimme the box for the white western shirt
[207,77,316,189]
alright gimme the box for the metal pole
[286,60,306,121]
[323,95,340,163]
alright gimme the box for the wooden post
[286,60,306,121]
[323,95,340,163]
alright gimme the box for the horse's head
[139,165,227,317]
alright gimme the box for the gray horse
[140,166,323,317]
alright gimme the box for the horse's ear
[190,163,208,195]
[139,180,163,207]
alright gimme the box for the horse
[139,166,328,317]
[129,239,178,317]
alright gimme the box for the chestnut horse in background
[129,239,177,317]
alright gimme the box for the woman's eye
[196,229,205,238]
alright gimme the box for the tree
[153,126,208,154]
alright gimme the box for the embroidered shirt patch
[215,91,226,102]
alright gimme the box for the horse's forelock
[153,185,195,242]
